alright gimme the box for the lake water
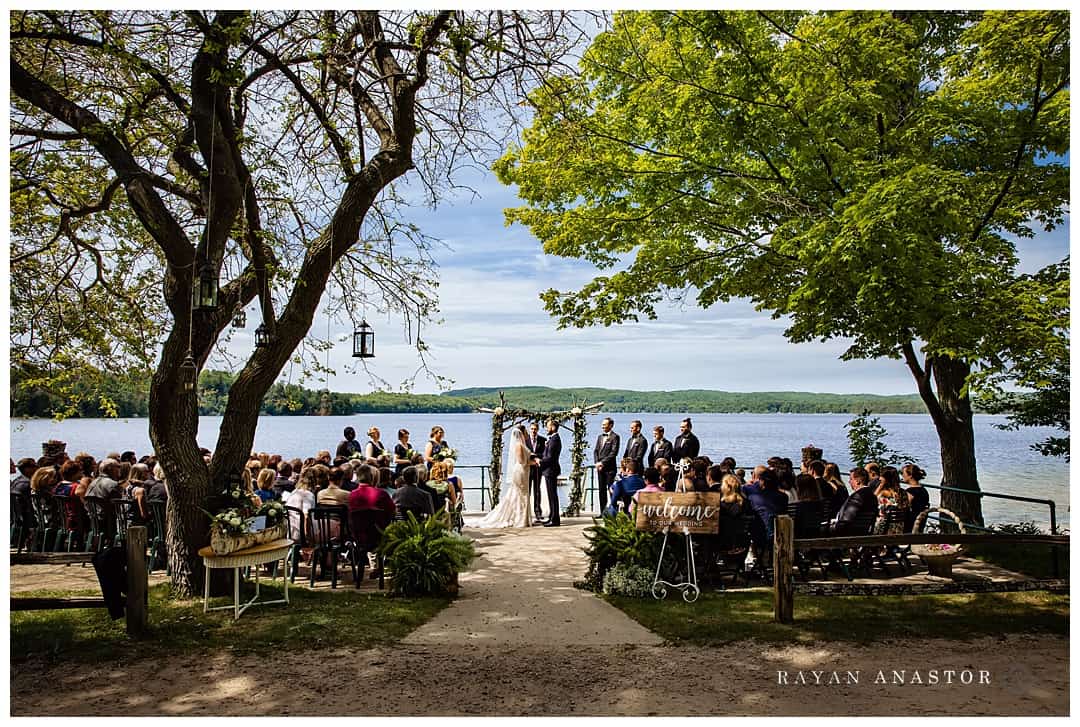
[10,412,1069,528]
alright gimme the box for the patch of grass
[11,582,449,665]
[608,590,1069,645]
[967,543,1069,579]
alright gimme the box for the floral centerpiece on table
[205,475,289,555]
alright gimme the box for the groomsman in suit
[623,420,648,473]
[593,417,620,513]
[648,425,673,468]
[539,419,562,526]
[526,421,547,523]
[672,417,700,462]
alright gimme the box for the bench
[10,525,149,636]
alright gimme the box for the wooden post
[126,526,148,637]
[773,515,794,624]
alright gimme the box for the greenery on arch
[479,392,603,515]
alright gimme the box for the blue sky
[222,159,1067,397]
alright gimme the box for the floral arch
[477,393,604,516]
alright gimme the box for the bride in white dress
[474,425,532,528]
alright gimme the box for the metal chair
[147,499,168,574]
[30,493,60,552]
[11,493,32,552]
[284,505,310,584]
[308,506,356,589]
[347,508,392,590]
[82,495,112,552]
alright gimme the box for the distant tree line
[20,371,1027,420]
[442,386,933,414]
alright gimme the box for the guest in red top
[348,464,396,520]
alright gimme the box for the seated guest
[87,459,123,500]
[822,462,849,517]
[873,466,910,535]
[632,467,664,505]
[741,468,788,545]
[606,458,645,515]
[831,467,878,535]
[338,462,357,492]
[866,462,882,490]
[11,457,37,525]
[719,457,737,477]
[734,467,746,484]
[147,465,168,503]
[348,464,396,520]
[288,458,303,483]
[255,469,276,503]
[689,458,709,492]
[706,464,725,493]
[273,461,295,499]
[378,467,396,498]
[285,468,317,534]
[317,467,351,507]
[54,460,88,545]
[393,466,435,519]
[794,473,822,502]
[901,463,930,532]
[444,460,462,496]
[124,463,153,525]
[660,467,678,492]
[717,473,751,546]
[807,460,830,498]
[424,461,457,514]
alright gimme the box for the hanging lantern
[254,323,270,348]
[226,470,244,497]
[193,260,219,310]
[231,306,246,328]
[352,319,375,358]
[179,353,198,392]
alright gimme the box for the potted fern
[378,511,476,596]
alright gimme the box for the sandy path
[9,517,1069,716]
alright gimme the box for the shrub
[581,512,675,591]
[378,512,476,596]
[602,562,655,598]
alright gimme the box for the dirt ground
[9,516,1069,716]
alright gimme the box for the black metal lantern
[231,306,246,328]
[352,319,375,358]
[254,322,270,348]
[193,260,219,310]
[179,353,197,392]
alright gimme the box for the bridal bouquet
[433,447,458,463]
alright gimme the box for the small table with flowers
[199,538,293,620]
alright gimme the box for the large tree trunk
[903,345,984,529]
[932,356,983,526]
[149,328,213,596]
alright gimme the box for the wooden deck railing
[771,515,1069,623]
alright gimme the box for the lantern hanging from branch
[193,260,219,310]
[231,306,246,328]
[179,353,197,392]
[352,320,375,358]
[254,322,270,349]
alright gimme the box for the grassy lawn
[11,582,448,665]
[608,590,1069,645]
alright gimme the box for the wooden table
[199,538,293,620]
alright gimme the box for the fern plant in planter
[580,512,675,592]
[378,512,476,597]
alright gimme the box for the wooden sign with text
[635,492,722,534]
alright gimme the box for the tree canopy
[496,10,1069,522]
[10,10,590,593]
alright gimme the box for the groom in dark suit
[593,417,620,513]
[526,421,547,523]
[539,419,562,526]
[672,417,700,463]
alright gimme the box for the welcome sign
[635,492,723,534]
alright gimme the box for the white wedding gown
[475,430,532,528]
